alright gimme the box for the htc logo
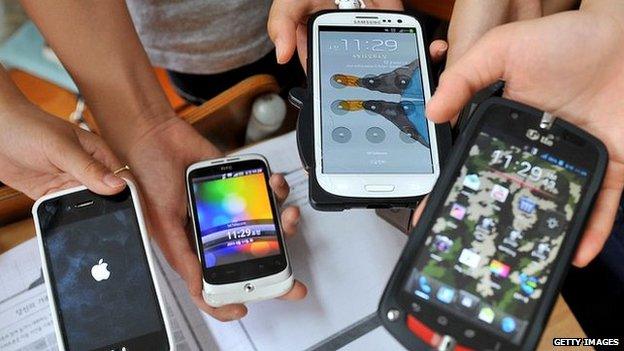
[526,129,554,146]
[220,165,233,171]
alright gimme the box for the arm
[19,0,174,156]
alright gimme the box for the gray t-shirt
[125,0,274,75]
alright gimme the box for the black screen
[39,189,167,351]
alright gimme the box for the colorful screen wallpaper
[192,169,280,268]
[405,131,589,343]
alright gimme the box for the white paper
[200,131,408,351]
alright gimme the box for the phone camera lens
[397,19,403,23]
[511,112,519,119]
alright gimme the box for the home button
[365,185,395,192]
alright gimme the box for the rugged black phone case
[289,10,452,211]
[378,97,608,351]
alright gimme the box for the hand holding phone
[425,8,624,267]
[33,181,173,351]
[267,0,404,66]
[186,155,302,307]
[308,11,442,199]
[380,98,607,351]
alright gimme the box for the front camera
[397,19,403,23]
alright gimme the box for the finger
[410,196,429,231]
[268,0,311,64]
[279,280,308,301]
[429,40,448,64]
[368,0,404,10]
[56,132,126,195]
[270,173,290,204]
[426,28,508,124]
[281,206,301,238]
[573,164,624,267]
[296,24,308,71]
[77,129,124,171]
[190,293,249,321]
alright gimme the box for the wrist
[97,108,178,158]
[122,115,186,160]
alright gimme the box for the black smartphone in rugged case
[379,97,607,351]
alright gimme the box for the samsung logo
[354,19,381,25]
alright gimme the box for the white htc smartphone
[311,11,440,198]
[32,181,173,351]
[186,154,294,307]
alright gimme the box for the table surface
[0,216,587,351]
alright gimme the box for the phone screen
[39,188,168,351]
[318,25,434,174]
[188,159,286,284]
[403,110,594,345]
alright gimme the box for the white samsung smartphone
[312,11,440,198]
[32,181,173,351]
[186,154,294,307]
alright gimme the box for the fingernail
[103,173,125,188]
[275,39,284,64]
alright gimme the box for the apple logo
[91,258,111,282]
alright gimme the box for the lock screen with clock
[318,25,434,174]
[190,167,282,269]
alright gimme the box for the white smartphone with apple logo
[32,181,173,351]
[311,11,440,198]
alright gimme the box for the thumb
[268,0,306,64]
[426,27,509,123]
[55,138,126,195]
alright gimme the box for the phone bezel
[379,98,607,351]
[186,155,289,286]
[311,11,440,198]
[32,183,172,351]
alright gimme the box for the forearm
[0,66,36,122]
[20,0,176,157]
